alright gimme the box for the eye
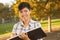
[24,10,28,12]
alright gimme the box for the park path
[44,31,60,40]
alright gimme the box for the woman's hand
[19,33,30,40]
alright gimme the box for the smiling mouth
[22,15,28,17]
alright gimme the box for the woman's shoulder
[13,22,20,26]
[30,19,39,23]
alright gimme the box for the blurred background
[0,0,60,40]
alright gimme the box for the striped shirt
[12,19,42,35]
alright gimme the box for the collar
[19,19,33,27]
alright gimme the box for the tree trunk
[2,18,5,23]
[48,15,51,32]
[41,18,44,22]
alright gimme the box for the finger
[19,35,23,38]
[20,35,24,39]
[20,34,25,37]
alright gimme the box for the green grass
[0,23,14,35]
[0,19,60,35]
[41,19,60,29]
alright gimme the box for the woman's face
[19,7,30,21]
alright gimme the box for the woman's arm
[7,33,17,40]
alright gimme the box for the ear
[19,12,21,17]
[29,11,31,14]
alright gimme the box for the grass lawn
[41,19,60,29]
[0,19,60,35]
[0,23,14,35]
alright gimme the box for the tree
[0,3,14,23]
[0,3,9,23]
[45,0,60,32]
[31,0,60,32]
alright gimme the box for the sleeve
[12,24,17,34]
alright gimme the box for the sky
[0,0,16,6]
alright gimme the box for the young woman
[11,2,44,40]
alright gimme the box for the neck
[23,19,30,27]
